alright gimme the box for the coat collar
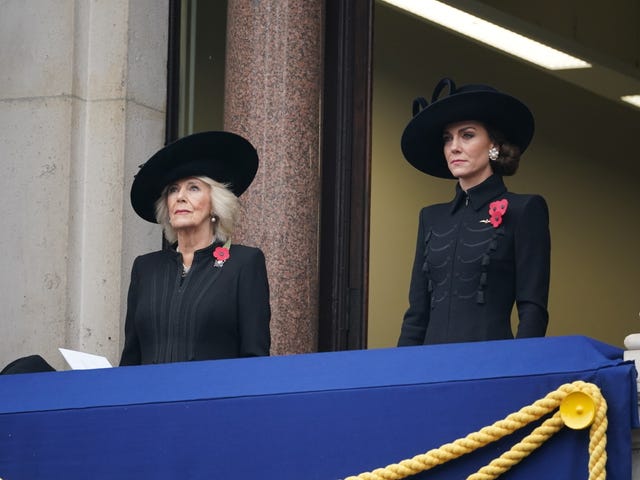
[450,174,508,214]
[169,240,225,263]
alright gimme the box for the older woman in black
[398,78,550,346]
[120,131,270,365]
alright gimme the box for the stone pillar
[66,0,130,364]
[224,0,323,355]
[0,0,167,369]
[0,0,74,370]
[66,0,168,365]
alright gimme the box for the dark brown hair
[486,125,521,176]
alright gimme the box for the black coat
[120,242,270,365]
[398,175,550,346]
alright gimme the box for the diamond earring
[488,147,499,161]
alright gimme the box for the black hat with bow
[401,78,535,178]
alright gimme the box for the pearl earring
[211,215,217,223]
[488,147,499,161]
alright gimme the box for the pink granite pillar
[224,0,323,355]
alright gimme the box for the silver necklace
[176,246,191,276]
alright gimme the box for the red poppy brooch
[213,240,231,268]
[482,199,509,228]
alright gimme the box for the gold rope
[344,381,607,480]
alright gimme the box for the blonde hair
[154,176,240,244]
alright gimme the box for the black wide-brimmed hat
[131,131,259,223]
[401,78,534,179]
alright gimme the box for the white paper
[59,348,113,370]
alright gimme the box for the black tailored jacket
[398,175,550,346]
[120,242,270,365]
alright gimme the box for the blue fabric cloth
[0,336,637,479]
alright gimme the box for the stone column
[67,0,168,365]
[0,0,167,369]
[224,0,323,355]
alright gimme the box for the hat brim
[401,91,534,178]
[131,131,258,223]
[1,355,55,374]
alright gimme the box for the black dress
[120,242,270,365]
[398,174,550,346]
